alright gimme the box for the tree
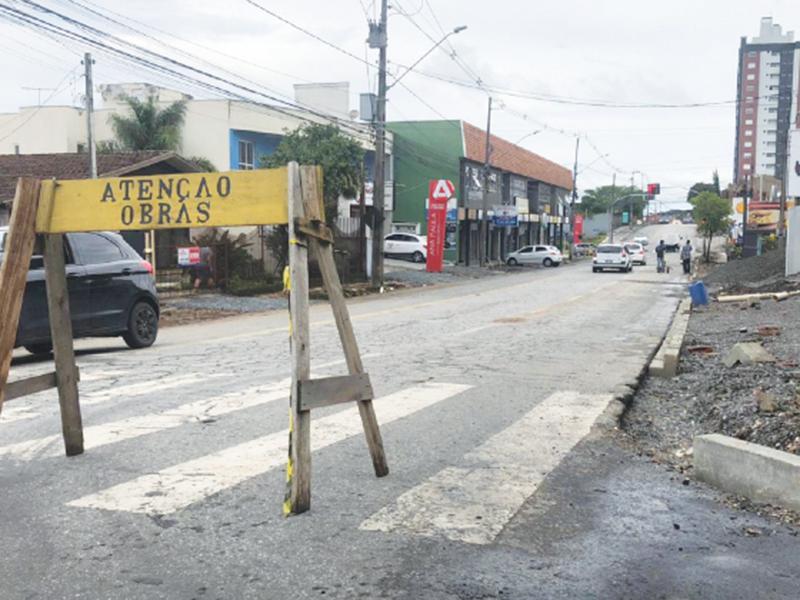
[687,181,717,203]
[579,185,643,218]
[691,191,731,261]
[188,156,216,172]
[261,123,365,274]
[109,95,187,151]
[262,123,364,223]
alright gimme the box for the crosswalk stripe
[0,380,291,460]
[65,382,470,515]
[0,355,381,458]
[359,391,612,545]
[80,373,231,406]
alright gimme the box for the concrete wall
[787,206,800,276]
[582,213,610,238]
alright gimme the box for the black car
[0,228,159,355]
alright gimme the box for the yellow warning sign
[35,168,289,233]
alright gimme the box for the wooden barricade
[0,163,387,513]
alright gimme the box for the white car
[623,242,647,265]
[506,245,563,267]
[384,232,427,263]
[593,244,632,273]
[633,236,649,247]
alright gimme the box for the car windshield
[625,244,642,251]
[597,245,622,254]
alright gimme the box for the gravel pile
[701,247,786,292]
[623,296,800,469]
[164,294,288,313]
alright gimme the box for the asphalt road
[1,223,796,599]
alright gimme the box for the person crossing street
[655,240,666,273]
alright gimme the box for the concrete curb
[694,434,800,512]
[649,297,692,378]
[592,294,689,434]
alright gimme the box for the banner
[36,168,288,233]
[573,214,584,243]
[426,179,454,273]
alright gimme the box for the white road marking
[0,380,290,460]
[80,373,230,406]
[67,382,471,515]
[0,355,381,459]
[360,390,612,545]
[0,406,41,424]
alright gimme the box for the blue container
[689,281,708,306]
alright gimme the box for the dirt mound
[701,247,785,292]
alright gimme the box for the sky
[0,0,799,209]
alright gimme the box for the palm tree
[109,95,187,151]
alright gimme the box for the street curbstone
[694,434,800,512]
[648,297,692,378]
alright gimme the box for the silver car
[593,244,632,273]
[506,245,563,267]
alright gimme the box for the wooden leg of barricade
[0,178,41,413]
[298,166,389,478]
[44,234,84,456]
[286,162,312,514]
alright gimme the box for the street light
[387,25,468,90]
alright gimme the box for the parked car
[573,242,596,257]
[506,245,563,267]
[383,232,427,263]
[623,242,647,265]
[0,228,159,354]
[633,236,649,247]
[592,244,632,273]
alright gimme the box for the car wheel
[122,301,159,349]
[24,343,52,356]
[543,258,553,267]
[507,257,518,266]
[592,267,599,273]
[412,251,425,263]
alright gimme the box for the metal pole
[569,136,580,255]
[480,96,493,265]
[370,0,388,288]
[83,53,97,179]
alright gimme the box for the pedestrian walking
[655,239,666,273]
[681,240,693,275]
[193,245,214,290]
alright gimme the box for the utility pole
[82,52,97,179]
[370,0,388,287]
[569,136,580,256]
[480,96,493,265]
[609,172,617,242]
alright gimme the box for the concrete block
[722,342,776,368]
[694,434,800,512]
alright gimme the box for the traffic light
[646,183,661,200]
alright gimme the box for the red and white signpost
[427,179,454,273]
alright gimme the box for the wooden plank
[294,217,334,244]
[299,165,389,478]
[5,371,57,402]
[4,367,80,402]
[0,178,42,413]
[298,373,374,411]
[286,162,311,514]
[44,233,84,456]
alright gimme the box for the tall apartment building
[734,18,800,186]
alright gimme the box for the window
[745,129,753,136]
[69,233,124,264]
[743,163,752,170]
[744,141,752,148]
[238,140,254,170]
[746,85,755,92]
[747,51,756,57]
[744,119,754,125]
[519,247,533,254]
[743,152,752,158]
[745,107,754,114]
[746,74,755,80]
[747,62,756,69]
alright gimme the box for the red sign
[427,179,454,273]
[573,214,584,243]
[178,246,201,266]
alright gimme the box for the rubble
[722,342,776,367]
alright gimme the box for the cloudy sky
[0,0,799,208]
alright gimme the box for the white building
[0,81,393,213]
[734,18,800,185]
